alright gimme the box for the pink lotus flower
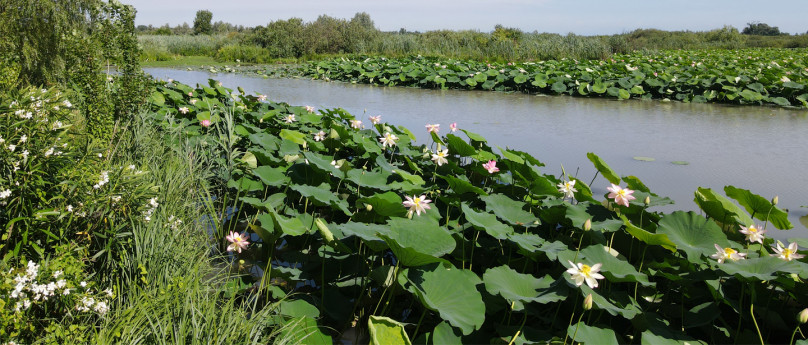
[226,231,250,253]
[369,115,381,124]
[200,119,211,127]
[450,122,458,132]
[482,160,499,174]
[425,124,440,134]
[257,94,267,102]
[350,119,362,129]
[305,105,315,113]
[606,184,635,207]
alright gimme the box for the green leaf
[280,316,332,345]
[724,185,792,229]
[566,322,619,345]
[278,299,319,318]
[347,169,391,190]
[622,218,676,252]
[380,217,455,267]
[358,192,406,217]
[483,266,556,310]
[657,211,729,261]
[481,194,537,226]
[279,129,307,146]
[368,316,412,345]
[461,203,513,240]
[632,156,655,162]
[440,174,487,196]
[431,321,463,345]
[253,165,290,187]
[717,256,801,280]
[641,330,706,345]
[302,151,344,178]
[401,263,485,335]
[445,134,477,157]
[291,183,351,216]
[586,152,620,185]
[693,187,754,226]
[579,245,652,286]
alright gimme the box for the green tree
[193,10,213,35]
[742,22,781,36]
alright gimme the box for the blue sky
[124,0,808,35]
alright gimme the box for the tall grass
[93,111,282,344]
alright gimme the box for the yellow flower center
[724,247,737,256]
[413,197,421,205]
[565,182,573,189]
[783,248,793,259]
[748,226,758,233]
[581,264,592,277]
[617,189,627,196]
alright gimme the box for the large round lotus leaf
[252,165,289,187]
[380,217,454,267]
[461,203,513,240]
[401,263,485,336]
[641,330,706,345]
[290,183,351,216]
[481,194,537,226]
[358,192,406,217]
[280,316,332,345]
[717,256,801,280]
[303,151,344,178]
[368,315,412,345]
[432,321,463,345]
[566,322,619,345]
[657,211,730,262]
[694,187,753,226]
[483,266,558,310]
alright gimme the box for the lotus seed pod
[644,196,651,206]
[800,308,808,324]
[772,195,779,206]
[583,294,593,310]
[584,219,592,231]
[366,204,373,212]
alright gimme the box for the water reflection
[145,68,808,238]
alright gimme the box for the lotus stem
[568,312,586,345]
[751,304,764,345]
[790,325,801,345]
[412,308,427,339]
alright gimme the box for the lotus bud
[315,218,334,243]
[583,294,593,310]
[800,308,808,324]
[584,219,592,231]
[302,141,307,149]
[644,196,651,206]
[772,195,779,206]
[365,204,373,212]
[422,152,430,159]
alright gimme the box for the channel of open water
[145,68,808,239]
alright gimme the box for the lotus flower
[313,131,326,142]
[402,195,431,217]
[482,160,499,174]
[369,115,381,124]
[710,244,746,263]
[431,149,449,166]
[557,180,577,199]
[739,224,766,244]
[226,231,250,253]
[566,261,605,288]
[379,132,398,148]
[772,242,805,261]
[607,184,635,207]
[425,123,440,134]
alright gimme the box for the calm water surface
[145,68,808,238]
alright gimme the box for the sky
[123,0,808,35]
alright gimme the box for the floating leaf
[670,161,689,165]
[632,156,655,162]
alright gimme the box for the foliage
[0,0,150,139]
[294,49,808,108]
[193,10,213,35]
[149,78,808,345]
[0,246,112,344]
[743,22,782,36]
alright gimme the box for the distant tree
[350,12,375,30]
[742,22,781,36]
[492,24,523,42]
[193,10,213,35]
[155,24,172,35]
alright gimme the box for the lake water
[145,68,808,239]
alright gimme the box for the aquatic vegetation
[147,78,808,345]
[296,49,808,108]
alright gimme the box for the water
[145,68,808,238]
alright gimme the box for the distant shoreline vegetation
[137,12,808,64]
